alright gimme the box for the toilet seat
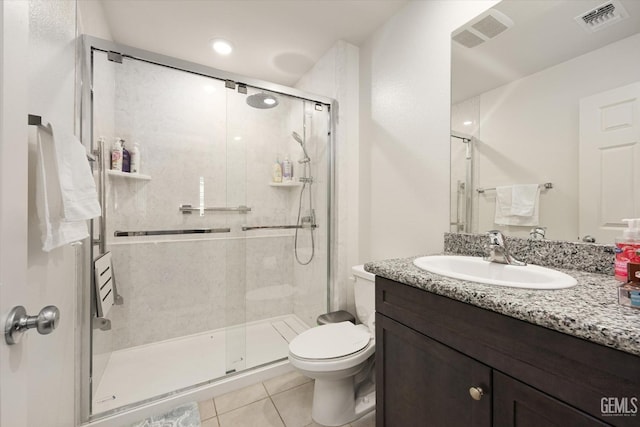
[289,322,371,360]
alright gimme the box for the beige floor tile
[218,398,285,427]
[263,371,312,396]
[198,398,216,420]
[202,417,220,427]
[351,411,375,427]
[214,382,268,415]
[305,422,351,427]
[271,381,315,427]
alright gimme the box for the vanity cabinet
[376,277,639,427]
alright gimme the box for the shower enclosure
[79,36,334,421]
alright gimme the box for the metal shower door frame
[77,34,337,422]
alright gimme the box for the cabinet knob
[469,386,484,401]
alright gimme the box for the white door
[1,1,77,426]
[1,2,31,425]
[579,82,640,243]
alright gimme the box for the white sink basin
[413,256,577,290]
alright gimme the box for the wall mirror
[450,0,640,243]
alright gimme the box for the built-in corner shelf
[107,170,151,181]
[269,181,302,188]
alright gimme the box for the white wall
[453,33,640,241]
[296,40,360,314]
[77,0,113,40]
[359,0,499,261]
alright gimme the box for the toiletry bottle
[121,140,130,173]
[282,155,293,181]
[130,143,140,174]
[111,138,123,171]
[618,262,640,309]
[272,156,282,183]
[614,218,640,281]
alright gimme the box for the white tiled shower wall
[91,53,330,355]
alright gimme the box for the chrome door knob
[4,305,60,345]
[469,386,484,401]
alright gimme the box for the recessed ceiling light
[463,120,473,126]
[263,97,277,105]
[233,136,242,141]
[211,38,233,55]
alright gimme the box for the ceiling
[99,0,408,87]
[452,0,640,103]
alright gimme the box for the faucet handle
[487,230,505,246]
[529,227,547,240]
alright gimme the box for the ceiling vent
[575,0,629,33]
[452,9,514,48]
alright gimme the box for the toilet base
[311,377,376,426]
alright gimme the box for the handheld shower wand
[291,129,314,265]
[292,131,310,164]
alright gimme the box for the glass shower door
[89,50,249,414]
[86,38,332,420]
[223,86,331,372]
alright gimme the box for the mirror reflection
[450,0,640,243]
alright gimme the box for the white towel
[35,123,101,252]
[510,184,539,217]
[494,185,540,226]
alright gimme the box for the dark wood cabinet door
[493,371,611,427]
[377,313,492,427]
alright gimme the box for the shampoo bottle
[614,218,640,281]
[121,140,130,173]
[111,138,123,171]
[272,156,282,183]
[130,143,141,174]
[282,155,293,181]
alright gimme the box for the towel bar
[114,228,231,237]
[477,182,553,194]
[28,114,96,162]
[179,204,252,214]
[242,224,318,231]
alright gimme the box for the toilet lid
[289,322,371,360]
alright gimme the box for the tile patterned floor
[198,371,376,427]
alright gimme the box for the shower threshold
[92,314,308,414]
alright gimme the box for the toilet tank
[352,265,375,325]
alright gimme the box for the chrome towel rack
[114,228,231,237]
[28,114,45,126]
[179,204,252,214]
[28,114,96,162]
[477,182,553,194]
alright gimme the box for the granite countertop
[365,255,640,357]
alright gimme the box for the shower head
[292,131,310,163]
[246,92,279,109]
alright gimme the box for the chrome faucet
[485,230,526,266]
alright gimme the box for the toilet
[288,265,376,426]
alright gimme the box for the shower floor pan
[92,314,309,413]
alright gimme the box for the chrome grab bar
[97,137,107,253]
[179,204,252,214]
[242,224,318,231]
[114,228,231,237]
